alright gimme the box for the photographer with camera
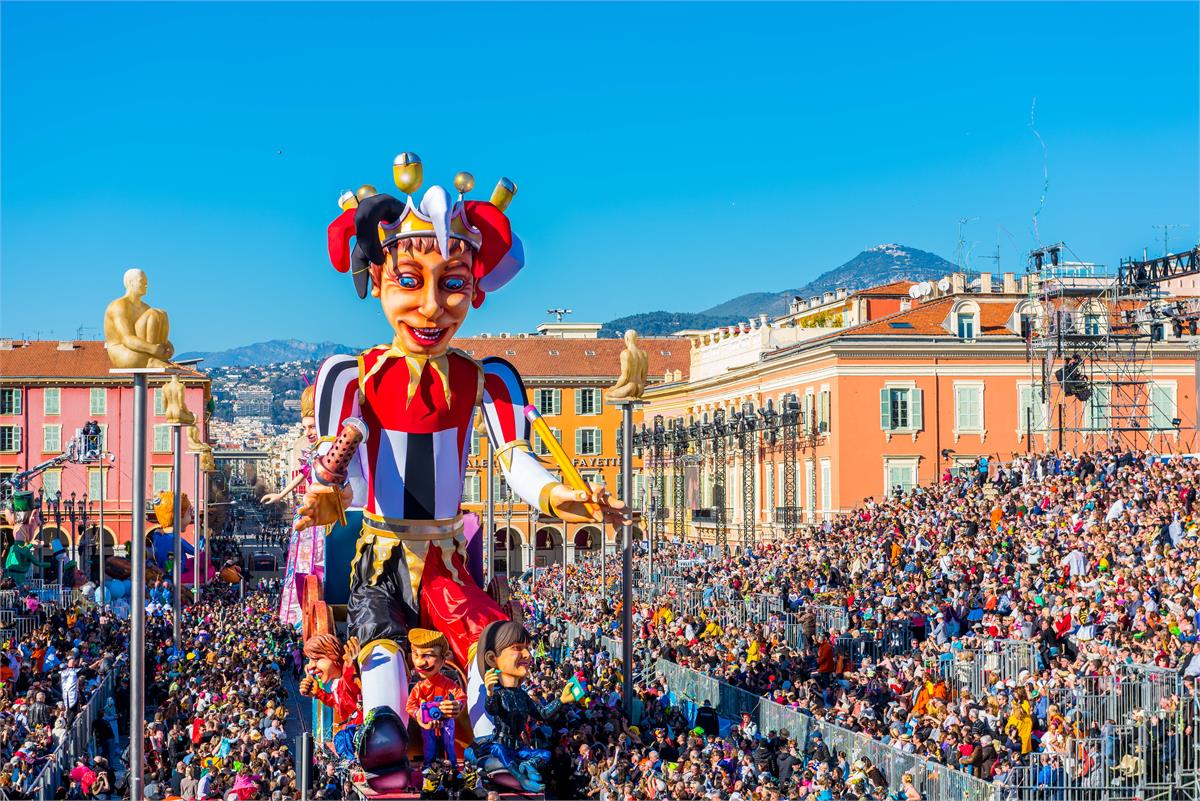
[404,629,466,774]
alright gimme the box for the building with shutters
[641,274,1200,543]
[0,340,211,568]
[452,322,688,576]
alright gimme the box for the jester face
[376,239,475,357]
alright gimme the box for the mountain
[177,339,357,368]
[600,244,956,336]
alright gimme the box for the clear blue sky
[2,2,1196,351]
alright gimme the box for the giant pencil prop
[313,417,368,526]
[524,405,601,519]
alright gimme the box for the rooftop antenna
[1152,224,1190,256]
[546,308,573,323]
[955,217,979,272]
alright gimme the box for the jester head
[151,491,192,531]
[326,155,523,358]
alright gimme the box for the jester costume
[315,161,565,791]
[279,445,326,626]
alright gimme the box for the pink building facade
[0,340,210,557]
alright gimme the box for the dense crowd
[0,587,126,799]
[518,448,1200,798]
[135,586,303,801]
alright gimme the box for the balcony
[774,506,804,520]
[691,508,716,523]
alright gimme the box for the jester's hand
[548,482,627,525]
[342,636,361,664]
[296,484,353,531]
[299,677,316,697]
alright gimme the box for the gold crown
[338,153,517,256]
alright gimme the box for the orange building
[643,274,1199,545]
[453,323,687,575]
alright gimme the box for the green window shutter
[1151,384,1173,429]
[911,389,924,431]
[13,391,21,416]
[13,426,21,452]
[553,389,562,415]
[574,428,582,454]
[880,389,892,430]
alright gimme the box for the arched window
[949,300,981,339]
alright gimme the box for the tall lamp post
[611,397,641,718]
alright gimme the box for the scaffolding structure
[1027,243,1182,451]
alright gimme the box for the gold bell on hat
[393,152,423,195]
[453,171,475,198]
[490,177,517,212]
[338,190,358,211]
[356,184,378,201]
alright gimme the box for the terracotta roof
[450,336,688,379]
[0,340,206,381]
[853,280,917,298]
[848,296,1018,337]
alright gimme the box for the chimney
[951,273,966,294]
[979,273,992,293]
[835,288,847,300]
[56,341,77,351]
[1003,272,1018,293]
[822,291,835,304]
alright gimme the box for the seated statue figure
[104,268,174,368]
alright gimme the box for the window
[957,313,976,339]
[1085,385,1110,431]
[1018,385,1048,434]
[1150,383,1178,431]
[469,428,483,457]
[89,468,107,499]
[1019,314,1033,339]
[818,389,831,433]
[880,386,922,432]
[884,458,918,497]
[461,472,481,503]
[493,473,512,502]
[153,389,166,416]
[535,388,562,416]
[0,425,20,452]
[575,388,601,416]
[1083,315,1101,337]
[532,427,560,457]
[43,388,61,416]
[153,468,172,494]
[90,388,107,416]
[42,425,62,453]
[804,461,815,520]
[0,389,20,416]
[765,463,775,521]
[820,459,832,516]
[802,393,815,433]
[954,383,984,435]
[0,472,13,504]
[576,427,602,456]
[153,424,171,453]
[42,469,61,497]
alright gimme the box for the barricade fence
[654,659,996,801]
[12,658,123,801]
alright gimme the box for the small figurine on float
[298,153,626,792]
[470,620,579,793]
[404,628,466,772]
[2,493,52,587]
[299,633,363,760]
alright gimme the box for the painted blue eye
[443,277,466,291]
[398,275,419,289]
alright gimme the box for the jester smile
[406,324,448,346]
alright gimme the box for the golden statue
[186,424,217,472]
[162,375,195,426]
[103,268,175,368]
[608,328,648,400]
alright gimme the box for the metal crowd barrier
[655,659,996,801]
[16,658,123,801]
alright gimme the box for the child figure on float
[298,154,625,792]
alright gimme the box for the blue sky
[2,2,1196,351]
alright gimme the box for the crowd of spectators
[0,589,125,799]
[516,448,1200,798]
[135,585,304,801]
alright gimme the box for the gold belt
[362,513,464,542]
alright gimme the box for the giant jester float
[296,154,625,795]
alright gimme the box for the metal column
[128,373,149,801]
[171,425,183,647]
[485,444,494,585]
[192,453,201,600]
[619,403,634,718]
